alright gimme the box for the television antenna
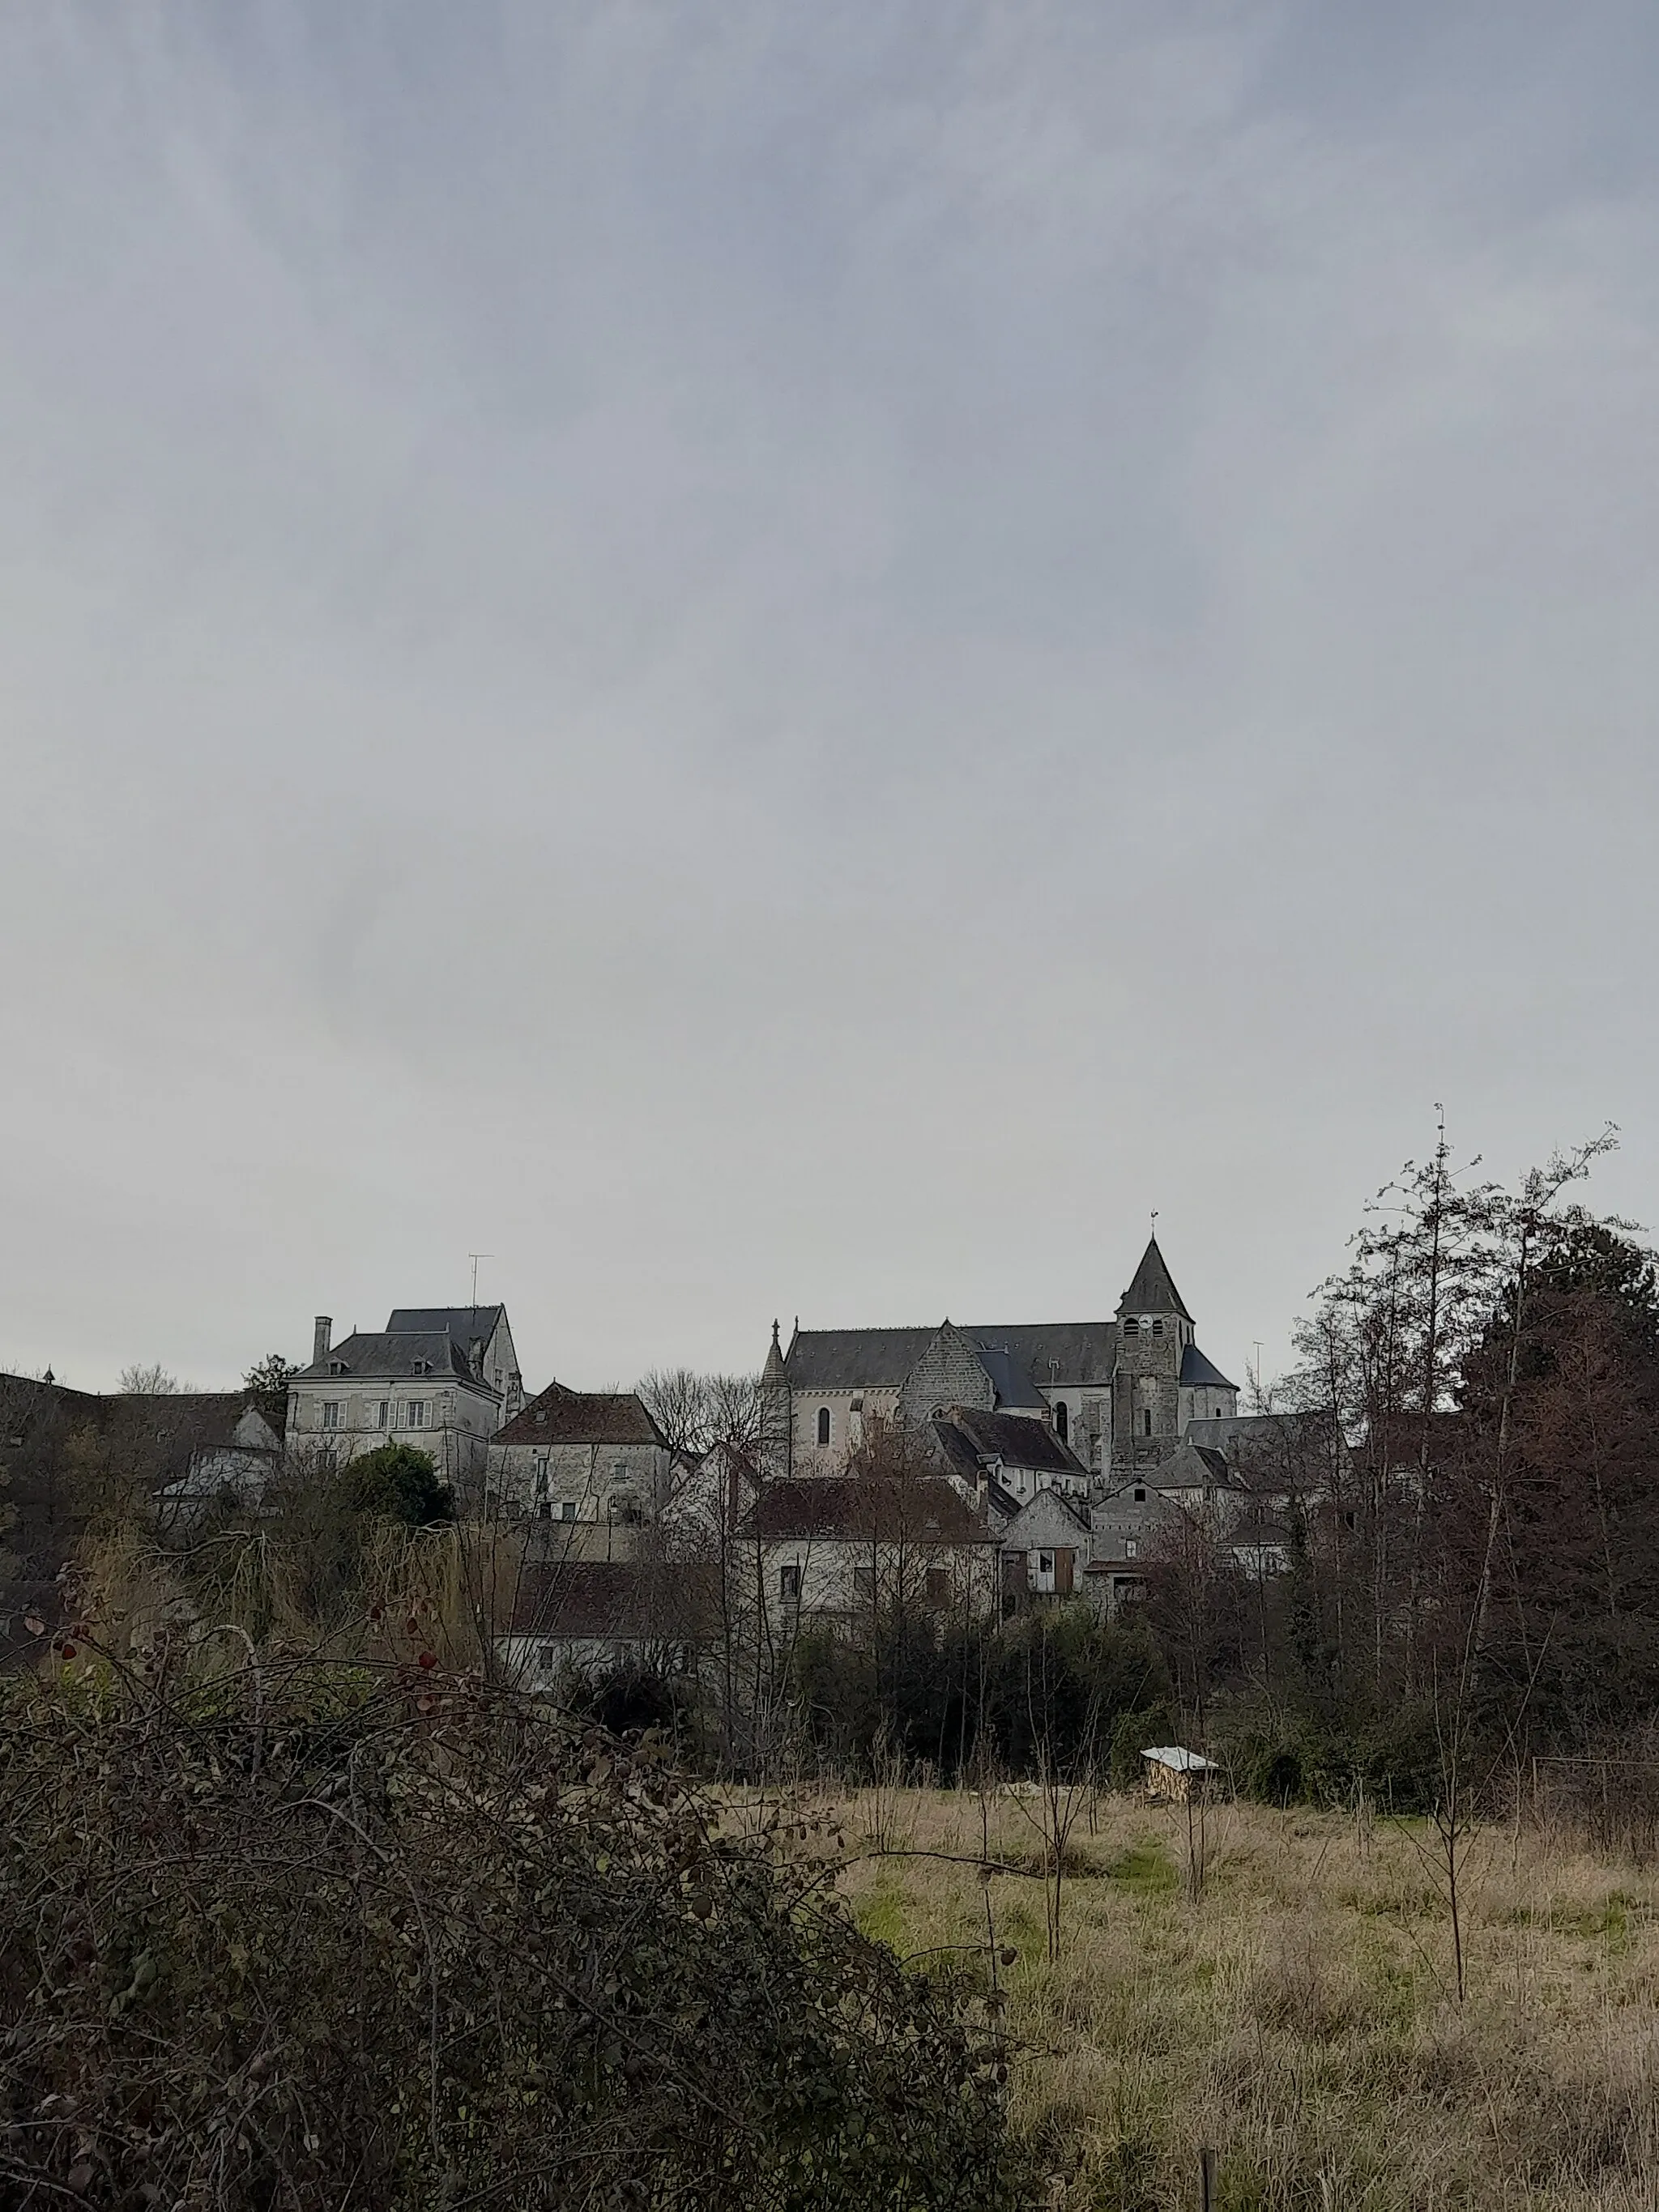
[468,1253,495,1307]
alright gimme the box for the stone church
[761,1236,1238,1487]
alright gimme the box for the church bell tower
[1113,1234,1196,1472]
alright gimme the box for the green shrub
[339,1441,453,1528]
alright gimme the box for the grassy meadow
[804,1785,1659,2210]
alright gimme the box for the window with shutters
[406,1400,429,1430]
[321,1401,341,1430]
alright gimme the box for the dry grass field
[806,1784,1659,2210]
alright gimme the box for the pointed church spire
[1119,1234,1193,1323]
[761,1319,787,1383]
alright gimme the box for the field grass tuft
[821,1784,1659,2209]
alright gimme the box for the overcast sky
[5,1,1658,1396]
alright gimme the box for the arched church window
[817,1406,831,1447]
[1055,1402,1068,1442]
[1151,1319,1164,1336]
[1123,1317,1139,1336]
[1143,1409,1153,1437]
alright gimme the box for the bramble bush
[0,1653,1021,2211]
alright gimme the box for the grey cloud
[3,2,1657,1393]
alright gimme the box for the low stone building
[486,1384,671,1528]
[497,1558,717,1690]
[992,1485,1094,1604]
[742,1474,1000,1638]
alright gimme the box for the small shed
[1141,1745,1216,1803]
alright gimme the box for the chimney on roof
[313,1316,331,1365]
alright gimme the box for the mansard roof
[1179,1342,1237,1390]
[294,1332,488,1387]
[1118,1237,1193,1323]
[493,1383,664,1449]
[783,1320,1115,1391]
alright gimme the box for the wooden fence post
[1200,2146,1216,2211]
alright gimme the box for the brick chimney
[313,1316,332,1365]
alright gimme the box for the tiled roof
[494,1385,664,1448]
[508,1560,717,1640]
[745,1476,996,1546]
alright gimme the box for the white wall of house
[286,1381,499,1483]
[757,1536,997,1634]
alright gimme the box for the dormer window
[412,1358,433,1377]
[328,1360,348,1375]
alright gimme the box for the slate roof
[493,1385,665,1449]
[973,1345,1047,1411]
[933,1409,1088,1479]
[1179,1343,1237,1391]
[1000,1487,1092,1540]
[1184,1412,1333,1452]
[386,1305,505,1342]
[1149,1441,1236,1492]
[1118,1237,1193,1323]
[745,1477,996,1546]
[292,1332,488,1387]
[783,1320,1116,1392]
[508,1560,717,1641]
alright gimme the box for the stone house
[496,1558,717,1690]
[929,1405,1090,1511]
[992,1485,1094,1604]
[155,1403,285,1515]
[287,1307,523,1488]
[486,1384,671,1528]
[741,1475,1000,1638]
